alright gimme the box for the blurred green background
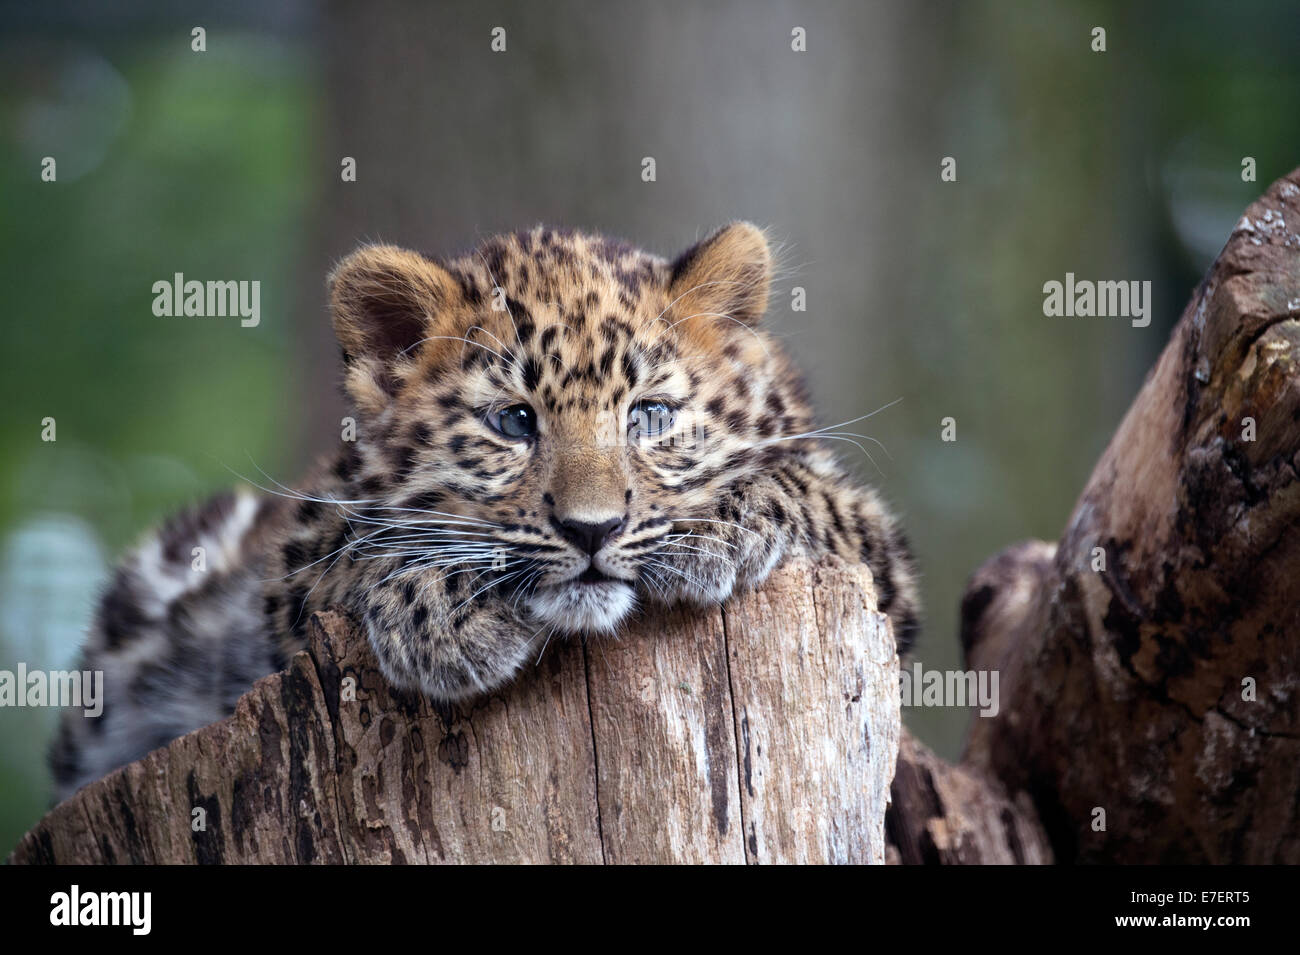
[2,0,1298,855]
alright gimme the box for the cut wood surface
[8,556,900,865]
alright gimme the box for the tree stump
[8,557,901,865]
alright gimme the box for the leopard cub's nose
[553,515,626,556]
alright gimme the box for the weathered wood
[962,169,1300,863]
[313,612,603,864]
[584,603,743,864]
[886,732,1052,865]
[724,559,899,863]
[8,555,900,864]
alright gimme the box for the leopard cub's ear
[668,222,772,329]
[327,244,462,411]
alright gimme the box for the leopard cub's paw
[358,581,538,701]
[643,522,780,607]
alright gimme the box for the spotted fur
[51,223,919,802]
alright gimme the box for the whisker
[672,516,762,540]
[642,556,712,593]
[757,397,903,446]
[659,540,736,565]
[398,333,505,364]
[663,531,737,550]
[475,249,525,353]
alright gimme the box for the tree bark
[961,169,1300,863]
[886,731,1053,864]
[8,557,903,865]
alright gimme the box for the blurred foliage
[0,28,316,855]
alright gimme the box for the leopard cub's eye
[492,403,537,439]
[629,399,676,438]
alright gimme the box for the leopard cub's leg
[650,474,801,606]
[342,560,544,702]
[648,451,920,654]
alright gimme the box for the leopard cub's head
[328,223,811,634]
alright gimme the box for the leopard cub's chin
[526,579,638,634]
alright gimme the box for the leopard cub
[51,222,919,802]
